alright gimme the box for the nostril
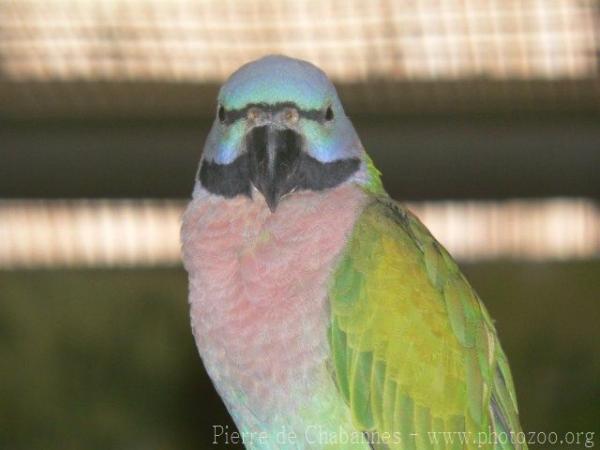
[247,107,262,121]
[283,108,299,124]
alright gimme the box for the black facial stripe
[199,154,251,198]
[222,102,326,125]
[295,154,360,191]
[198,153,360,198]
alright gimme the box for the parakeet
[181,55,526,450]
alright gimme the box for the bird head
[196,55,383,211]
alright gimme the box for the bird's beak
[246,125,302,212]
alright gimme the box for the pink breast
[181,185,367,415]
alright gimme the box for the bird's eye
[218,105,226,123]
[325,106,334,122]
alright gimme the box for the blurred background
[1,1,599,449]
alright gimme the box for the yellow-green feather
[363,153,386,196]
[328,197,526,449]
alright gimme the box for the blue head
[198,55,379,210]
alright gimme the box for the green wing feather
[328,197,526,450]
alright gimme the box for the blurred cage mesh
[1,1,599,267]
[1,0,600,118]
[1,199,598,268]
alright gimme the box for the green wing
[328,197,526,450]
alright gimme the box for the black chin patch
[199,154,251,198]
[198,152,360,198]
[294,154,360,191]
